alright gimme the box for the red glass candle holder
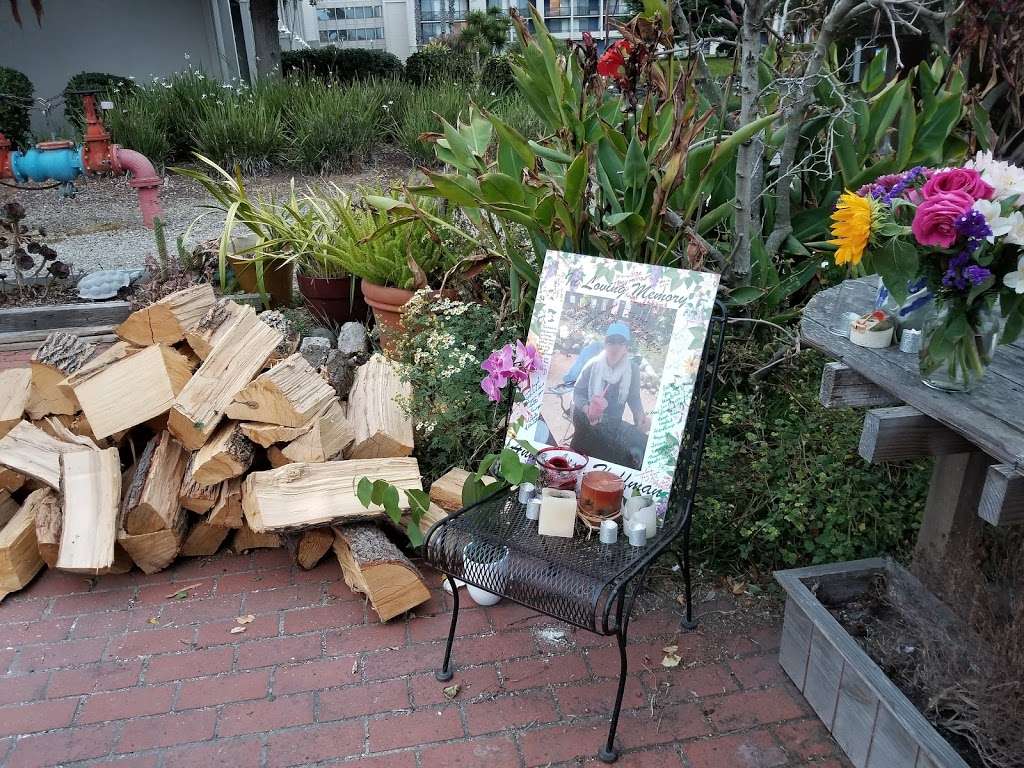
[537,446,588,492]
[577,471,624,528]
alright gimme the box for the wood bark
[428,468,495,512]
[279,400,353,464]
[0,492,45,601]
[122,432,189,535]
[184,299,248,360]
[71,343,194,440]
[332,524,430,622]
[30,487,61,568]
[242,457,422,533]
[168,305,283,450]
[27,332,95,418]
[0,467,26,494]
[0,368,32,437]
[208,478,243,528]
[56,447,121,573]
[190,421,254,486]
[0,420,91,489]
[345,356,414,459]
[296,527,334,570]
[179,458,221,514]
[226,353,335,428]
[115,283,217,346]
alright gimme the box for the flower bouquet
[829,151,1024,391]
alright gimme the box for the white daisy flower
[1004,255,1024,294]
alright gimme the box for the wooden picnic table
[800,278,1024,570]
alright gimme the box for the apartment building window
[418,0,444,21]
[420,21,444,39]
[545,0,571,16]
[574,16,600,30]
[545,16,569,30]
[319,26,385,42]
[573,0,600,15]
[317,5,382,21]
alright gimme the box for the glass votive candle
[537,446,588,492]
[578,471,624,522]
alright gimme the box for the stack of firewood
[0,284,448,622]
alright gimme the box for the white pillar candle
[631,502,658,540]
[538,488,576,538]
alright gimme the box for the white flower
[1004,255,1024,294]
[973,199,1015,241]
[184,52,191,60]
[1004,211,1024,246]
[967,150,1024,205]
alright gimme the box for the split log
[0,490,18,530]
[345,356,414,459]
[122,432,189,535]
[26,332,94,418]
[168,305,283,450]
[208,478,243,528]
[115,283,217,345]
[0,467,25,494]
[332,524,430,622]
[71,343,194,440]
[56,447,121,573]
[0,420,90,489]
[279,400,353,464]
[386,501,449,540]
[180,520,231,557]
[39,416,101,450]
[184,298,248,360]
[226,353,335,428]
[0,491,46,601]
[429,468,496,512]
[239,421,311,448]
[258,310,301,364]
[231,522,282,553]
[296,528,334,569]
[0,368,32,437]
[266,445,291,468]
[59,342,139,399]
[30,487,61,568]
[190,422,254,485]
[179,460,220,514]
[242,457,422,533]
[118,508,188,574]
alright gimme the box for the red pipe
[112,146,163,227]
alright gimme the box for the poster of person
[507,251,720,514]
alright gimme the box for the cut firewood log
[226,353,335,428]
[332,524,430,622]
[345,356,414,459]
[56,447,121,573]
[184,298,248,360]
[168,305,283,450]
[26,332,94,419]
[180,520,231,557]
[258,310,301,364]
[296,527,334,569]
[279,400,353,464]
[29,487,61,568]
[266,445,291,468]
[231,521,282,553]
[208,478,243,528]
[39,416,101,450]
[58,342,139,399]
[0,467,26,494]
[70,343,194,440]
[0,368,32,437]
[115,283,217,346]
[0,420,91,489]
[0,490,18,530]
[122,432,189,535]
[242,457,421,533]
[190,422,254,485]
[238,421,311,448]
[117,507,188,574]
[429,468,497,512]
[179,459,220,514]
[0,490,46,601]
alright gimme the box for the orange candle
[578,471,624,520]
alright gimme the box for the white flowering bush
[393,292,521,481]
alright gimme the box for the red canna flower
[597,40,631,82]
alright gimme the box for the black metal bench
[424,302,726,763]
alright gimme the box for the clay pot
[297,273,368,326]
[360,279,415,356]
[228,255,293,309]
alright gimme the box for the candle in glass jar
[578,471,624,520]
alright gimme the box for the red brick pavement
[0,549,851,768]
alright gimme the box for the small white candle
[599,519,618,544]
[626,521,647,547]
[525,498,541,521]
[632,502,658,540]
[517,483,536,504]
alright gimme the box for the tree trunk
[250,0,282,77]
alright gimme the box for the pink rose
[911,191,975,248]
[921,168,995,201]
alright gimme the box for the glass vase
[918,296,1001,393]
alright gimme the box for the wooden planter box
[0,302,132,351]
[774,558,968,768]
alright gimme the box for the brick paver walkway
[0,549,850,768]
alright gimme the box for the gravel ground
[1,154,412,274]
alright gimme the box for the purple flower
[514,341,541,377]
[964,265,992,285]
[481,375,503,402]
[954,209,993,242]
[480,341,543,401]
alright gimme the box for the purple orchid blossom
[480,342,542,403]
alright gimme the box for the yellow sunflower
[829,191,878,266]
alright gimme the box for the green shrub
[392,82,474,163]
[480,53,518,94]
[285,80,385,173]
[0,66,32,146]
[281,47,403,82]
[487,91,544,140]
[405,43,475,86]
[106,91,173,169]
[189,99,285,175]
[692,343,928,573]
[63,71,136,129]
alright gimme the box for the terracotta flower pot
[228,255,293,309]
[297,273,368,326]
[360,279,415,356]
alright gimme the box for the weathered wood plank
[804,627,844,728]
[778,596,813,690]
[977,463,1024,527]
[915,452,992,571]
[0,302,132,332]
[866,705,920,768]
[0,327,118,351]
[858,406,975,463]
[820,363,900,409]
[832,663,880,768]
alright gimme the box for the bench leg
[599,593,633,763]
[677,524,698,631]
[435,575,460,682]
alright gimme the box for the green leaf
[564,151,589,212]
[356,477,374,508]
[909,94,961,165]
[896,87,918,168]
[867,79,906,155]
[871,238,919,303]
[727,286,765,306]
[623,134,647,196]
[382,484,401,516]
[861,49,888,94]
[480,173,526,206]
[370,479,388,507]
[405,521,424,548]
